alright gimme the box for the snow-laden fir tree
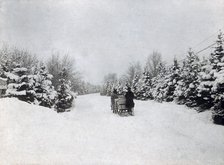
[100,81,114,96]
[132,74,141,99]
[151,62,167,102]
[174,49,201,106]
[137,70,153,100]
[106,81,113,96]
[0,50,9,78]
[197,46,219,111]
[34,65,57,108]
[162,59,181,102]
[55,68,74,112]
[113,81,124,95]
[210,31,224,125]
[173,60,187,104]
[184,49,201,107]
[6,62,35,103]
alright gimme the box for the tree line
[0,45,99,111]
[101,31,224,125]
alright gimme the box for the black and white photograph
[0,0,224,164]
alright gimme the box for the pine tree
[163,59,180,102]
[0,48,15,83]
[34,65,57,108]
[196,34,224,111]
[138,71,153,100]
[210,31,224,125]
[114,81,124,95]
[174,49,201,106]
[55,68,74,112]
[173,61,187,104]
[184,49,201,107]
[197,65,215,110]
[6,62,35,103]
[106,81,113,96]
[151,62,168,102]
[132,74,141,99]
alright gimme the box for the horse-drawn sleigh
[112,95,134,116]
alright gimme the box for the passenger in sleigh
[125,87,135,115]
[111,89,118,113]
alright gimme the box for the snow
[0,85,7,89]
[0,94,224,165]
[5,72,19,81]
[0,77,7,81]
[6,89,26,96]
[13,67,28,73]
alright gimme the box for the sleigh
[114,95,133,116]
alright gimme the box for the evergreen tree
[210,31,224,125]
[106,81,113,96]
[6,62,35,103]
[114,81,124,95]
[34,65,57,108]
[196,35,223,111]
[151,62,167,101]
[197,66,215,110]
[173,61,187,104]
[132,74,141,99]
[0,48,11,78]
[184,49,201,107]
[163,59,180,102]
[55,68,74,112]
[137,71,153,100]
[174,49,201,106]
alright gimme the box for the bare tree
[47,52,80,91]
[103,73,118,84]
[101,73,118,95]
[11,47,38,70]
[145,51,162,77]
[0,45,38,73]
[47,53,61,88]
[125,62,142,86]
[119,74,129,85]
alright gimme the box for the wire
[165,29,224,68]
[192,31,219,49]
[167,42,216,67]
[195,42,216,55]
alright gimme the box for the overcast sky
[0,0,224,84]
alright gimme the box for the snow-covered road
[0,93,224,165]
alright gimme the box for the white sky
[0,0,224,84]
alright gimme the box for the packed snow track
[0,93,224,165]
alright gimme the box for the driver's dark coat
[125,91,135,108]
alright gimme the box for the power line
[167,42,217,68]
[192,28,224,49]
[165,29,224,68]
[192,31,219,49]
[195,42,216,55]
[170,30,221,63]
